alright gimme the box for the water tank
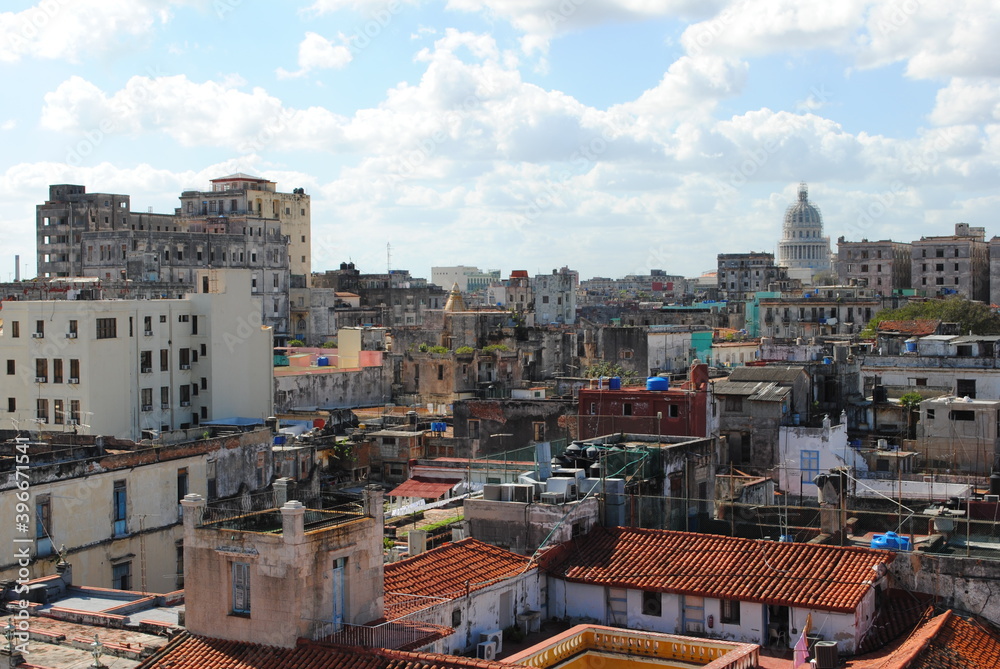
[646,376,670,391]
[822,356,833,365]
[609,376,622,390]
[905,338,917,353]
[317,356,330,366]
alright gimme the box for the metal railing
[306,611,451,651]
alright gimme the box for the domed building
[777,182,832,283]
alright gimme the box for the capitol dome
[776,182,831,279]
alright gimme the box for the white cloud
[276,31,353,79]
[930,79,1000,126]
[0,0,197,63]
[1,120,15,131]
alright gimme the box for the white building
[431,266,500,293]
[541,525,894,655]
[777,412,868,497]
[0,269,273,440]
[776,182,832,284]
[533,269,576,325]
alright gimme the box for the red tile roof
[388,476,462,499]
[383,538,535,618]
[876,319,941,336]
[538,526,895,614]
[138,633,528,669]
[846,609,1000,668]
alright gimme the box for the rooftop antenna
[386,242,391,275]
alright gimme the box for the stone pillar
[363,485,384,526]
[281,500,305,545]
[274,477,294,507]
[181,493,206,532]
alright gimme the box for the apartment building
[0,269,272,441]
[36,174,310,336]
[533,268,577,325]
[834,237,912,291]
[910,223,989,301]
[716,252,789,301]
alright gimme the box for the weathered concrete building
[911,223,989,301]
[716,251,789,302]
[916,395,1000,473]
[533,268,577,325]
[0,428,274,592]
[835,237,912,291]
[452,398,576,458]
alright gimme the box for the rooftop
[383,538,535,619]
[538,526,894,614]
[876,319,941,336]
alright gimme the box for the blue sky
[2,0,999,282]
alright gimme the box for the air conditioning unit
[36,417,48,424]
[479,630,503,654]
[685,621,705,634]
[141,405,152,412]
[476,641,497,661]
[66,419,78,425]
[141,367,152,373]
[65,333,77,339]
[813,641,839,669]
[161,403,170,409]
[143,330,153,336]
[180,364,191,370]
[68,377,79,384]
[540,492,565,504]
[34,377,47,383]
[511,484,533,503]
[31,332,44,338]
[180,401,191,407]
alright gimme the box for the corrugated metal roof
[712,380,768,396]
[750,384,792,402]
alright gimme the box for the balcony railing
[306,612,452,651]
[197,490,366,534]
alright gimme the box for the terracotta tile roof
[846,609,1000,668]
[138,633,528,669]
[876,319,941,336]
[538,526,894,614]
[387,476,462,499]
[855,589,936,655]
[383,538,535,618]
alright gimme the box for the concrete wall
[464,497,599,555]
[891,551,1000,627]
[274,365,389,411]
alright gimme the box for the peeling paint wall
[891,551,1000,627]
[274,365,389,411]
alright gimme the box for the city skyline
[2,1,999,282]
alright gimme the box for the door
[499,590,513,630]
[331,557,346,631]
[607,587,627,626]
[682,595,704,634]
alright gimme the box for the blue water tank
[823,356,833,364]
[646,377,670,391]
[273,435,287,445]
[609,376,622,390]
[905,339,917,353]
[317,356,330,366]
[871,532,911,551]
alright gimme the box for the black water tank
[990,472,1000,496]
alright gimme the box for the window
[180,385,191,406]
[232,562,251,615]
[70,400,80,423]
[927,409,935,420]
[452,608,462,627]
[950,410,975,422]
[161,386,170,408]
[35,495,51,542]
[5,360,12,375]
[36,399,48,423]
[642,591,662,617]
[725,396,744,412]
[69,358,79,382]
[533,422,545,441]
[179,348,190,369]
[112,562,132,590]
[11,321,18,338]
[437,364,444,381]
[53,399,64,425]
[177,467,189,501]
[957,379,976,399]
[140,350,152,373]
[113,481,127,535]
[720,600,740,624]
[668,404,679,418]
[468,419,480,440]
[159,349,169,371]
[141,388,152,411]
[6,398,14,413]
[623,403,632,416]
[801,450,820,485]
[96,318,117,339]
[192,315,198,336]
[35,320,44,337]
[68,319,77,337]
[143,315,152,333]
[35,358,47,382]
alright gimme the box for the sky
[1,0,999,283]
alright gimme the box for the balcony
[196,490,367,535]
